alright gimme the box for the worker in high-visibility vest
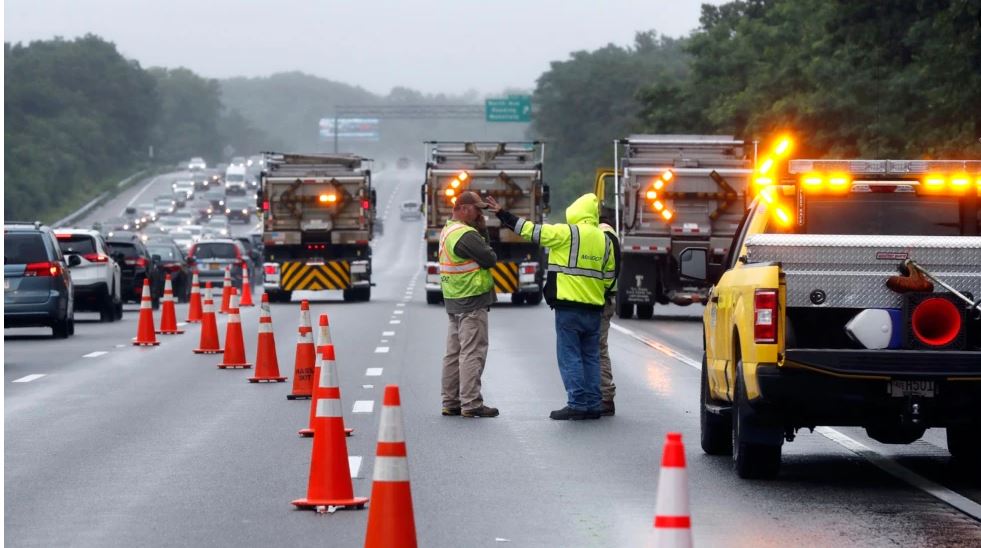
[438,191,500,418]
[487,193,616,420]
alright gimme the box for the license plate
[209,263,220,271]
[889,380,936,398]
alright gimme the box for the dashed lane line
[382,331,395,337]
[396,303,405,307]
[352,400,375,413]
[365,368,383,376]
[83,351,108,358]
[12,374,46,383]
[393,310,404,315]
[389,320,401,325]
[610,320,981,523]
[374,347,390,353]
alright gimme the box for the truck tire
[525,291,543,305]
[701,353,733,455]
[343,287,371,302]
[636,304,654,320]
[732,357,781,479]
[512,292,526,305]
[426,291,443,305]
[615,292,632,319]
[947,425,981,462]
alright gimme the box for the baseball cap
[455,191,488,209]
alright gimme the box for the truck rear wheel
[701,354,733,455]
[426,291,443,305]
[511,292,526,305]
[947,425,981,462]
[615,293,633,319]
[732,358,781,479]
[525,291,543,305]
[636,304,654,320]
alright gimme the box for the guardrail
[51,168,163,228]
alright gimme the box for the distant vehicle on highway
[229,157,247,169]
[204,216,230,237]
[107,233,164,309]
[397,157,410,169]
[224,196,253,223]
[55,229,123,322]
[399,200,421,220]
[4,221,78,338]
[170,210,195,226]
[203,188,226,210]
[156,216,184,232]
[136,202,157,223]
[154,196,176,216]
[224,165,248,195]
[187,197,214,223]
[168,228,195,252]
[188,157,207,171]
[146,240,192,301]
[188,239,254,290]
[172,180,195,202]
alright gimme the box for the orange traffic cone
[193,283,223,354]
[291,356,368,511]
[132,279,159,347]
[300,342,353,437]
[287,300,316,400]
[364,385,417,547]
[249,293,287,383]
[186,270,203,323]
[220,266,233,314]
[653,432,693,548]
[157,274,185,335]
[239,267,255,307]
[218,290,252,369]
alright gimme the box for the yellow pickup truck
[680,158,981,478]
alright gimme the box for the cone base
[287,393,312,400]
[185,319,202,323]
[157,330,185,335]
[248,376,287,383]
[239,303,254,307]
[193,348,224,354]
[291,496,368,510]
[133,341,160,346]
[299,428,354,437]
[218,363,253,369]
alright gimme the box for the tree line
[531,0,981,209]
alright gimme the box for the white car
[188,157,207,171]
[172,180,195,201]
[224,165,248,195]
[54,229,123,322]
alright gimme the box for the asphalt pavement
[4,169,980,547]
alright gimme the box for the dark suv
[107,234,164,308]
[4,221,78,337]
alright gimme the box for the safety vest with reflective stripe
[438,220,493,300]
[513,217,615,308]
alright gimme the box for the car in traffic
[55,229,123,322]
[224,196,253,223]
[168,228,195,252]
[224,165,248,195]
[4,221,78,338]
[107,234,164,308]
[188,157,207,171]
[399,200,422,220]
[188,239,254,290]
[187,197,215,223]
[204,216,230,237]
[145,240,192,302]
[136,202,157,224]
[154,196,177,216]
[229,157,246,169]
[170,210,195,227]
[172,180,195,203]
[203,188,226,211]
[156,216,184,232]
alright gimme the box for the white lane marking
[381,339,389,343]
[365,368,383,376]
[382,331,395,336]
[13,374,46,383]
[352,400,375,413]
[389,320,401,325]
[125,174,163,207]
[817,427,981,521]
[83,351,108,358]
[615,321,981,522]
[349,456,362,478]
[362,384,374,389]
[393,310,404,315]
[396,303,405,307]
[610,323,701,369]
[374,347,390,353]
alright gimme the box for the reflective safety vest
[438,220,493,300]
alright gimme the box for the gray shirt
[444,230,498,314]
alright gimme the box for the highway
[5,169,981,547]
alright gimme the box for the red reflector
[427,265,439,275]
[361,199,370,209]
[25,262,59,277]
[754,289,778,343]
[83,253,109,263]
[264,265,277,275]
[522,266,536,274]
[262,200,270,211]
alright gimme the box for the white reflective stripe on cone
[318,326,332,347]
[372,456,410,482]
[654,468,690,518]
[316,398,343,418]
[258,317,273,333]
[378,406,405,442]
[297,332,313,343]
[319,359,338,387]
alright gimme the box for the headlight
[225,208,231,214]
[219,200,224,206]
[123,224,130,230]
[242,208,248,214]
[221,229,228,235]
[207,208,213,214]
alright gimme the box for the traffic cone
[239,267,255,307]
[157,274,185,335]
[218,290,252,369]
[193,283,223,354]
[653,432,693,548]
[186,270,203,323]
[132,279,159,347]
[287,300,316,400]
[364,385,417,548]
[300,342,353,437]
[220,266,233,314]
[249,293,287,383]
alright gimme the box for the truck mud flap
[491,262,519,294]
[619,256,658,305]
[281,261,350,291]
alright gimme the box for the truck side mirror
[255,189,263,209]
[679,248,707,281]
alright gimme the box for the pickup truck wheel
[426,291,443,305]
[732,360,781,479]
[701,354,733,455]
[947,425,981,461]
[636,304,654,320]
[615,293,633,319]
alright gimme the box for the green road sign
[485,95,532,122]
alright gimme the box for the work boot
[601,400,616,416]
[441,407,461,416]
[462,405,499,418]
[549,406,600,421]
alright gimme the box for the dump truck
[423,141,549,305]
[257,152,376,303]
[603,135,751,319]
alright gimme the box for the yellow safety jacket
[438,220,493,300]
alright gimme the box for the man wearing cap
[486,193,616,420]
[438,191,500,418]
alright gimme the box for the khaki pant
[442,308,489,411]
[599,297,616,402]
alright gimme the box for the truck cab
[691,157,981,478]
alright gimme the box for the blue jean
[554,307,602,411]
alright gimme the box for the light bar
[790,159,981,175]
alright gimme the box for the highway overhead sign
[485,96,532,122]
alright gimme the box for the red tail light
[522,265,536,274]
[24,262,61,277]
[83,253,109,263]
[754,289,778,343]
[361,199,370,209]
[163,264,182,273]
[125,257,148,268]
[264,265,277,275]
[427,265,439,275]
[262,200,270,211]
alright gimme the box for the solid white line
[83,351,108,358]
[374,347,390,353]
[389,320,401,324]
[125,174,163,207]
[615,322,981,522]
[365,368,383,376]
[349,456,362,478]
[382,331,395,336]
[12,374,46,383]
[352,400,375,413]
